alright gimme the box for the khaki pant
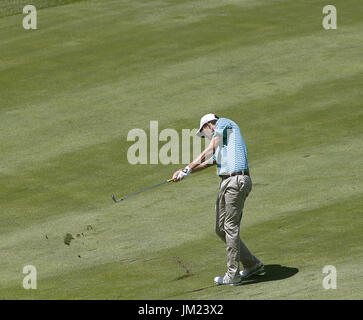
[215,174,260,279]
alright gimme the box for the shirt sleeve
[213,121,232,139]
[212,124,224,137]
[212,153,217,163]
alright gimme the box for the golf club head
[111,194,123,203]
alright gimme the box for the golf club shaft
[112,178,173,202]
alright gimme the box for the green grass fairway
[1,0,362,300]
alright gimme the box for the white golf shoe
[239,262,265,280]
[214,274,242,286]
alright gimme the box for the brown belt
[220,170,250,179]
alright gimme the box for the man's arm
[189,156,215,173]
[188,135,220,171]
[172,135,220,181]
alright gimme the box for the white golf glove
[177,166,191,181]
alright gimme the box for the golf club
[112,178,174,203]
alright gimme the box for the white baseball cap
[196,113,219,137]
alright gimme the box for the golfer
[172,114,264,285]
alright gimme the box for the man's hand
[173,166,191,182]
[172,169,182,182]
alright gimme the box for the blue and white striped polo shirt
[212,118,249,175]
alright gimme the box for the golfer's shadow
[242,264,298,285]
[187,264,299,295]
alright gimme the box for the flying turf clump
[64,233,74,246]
